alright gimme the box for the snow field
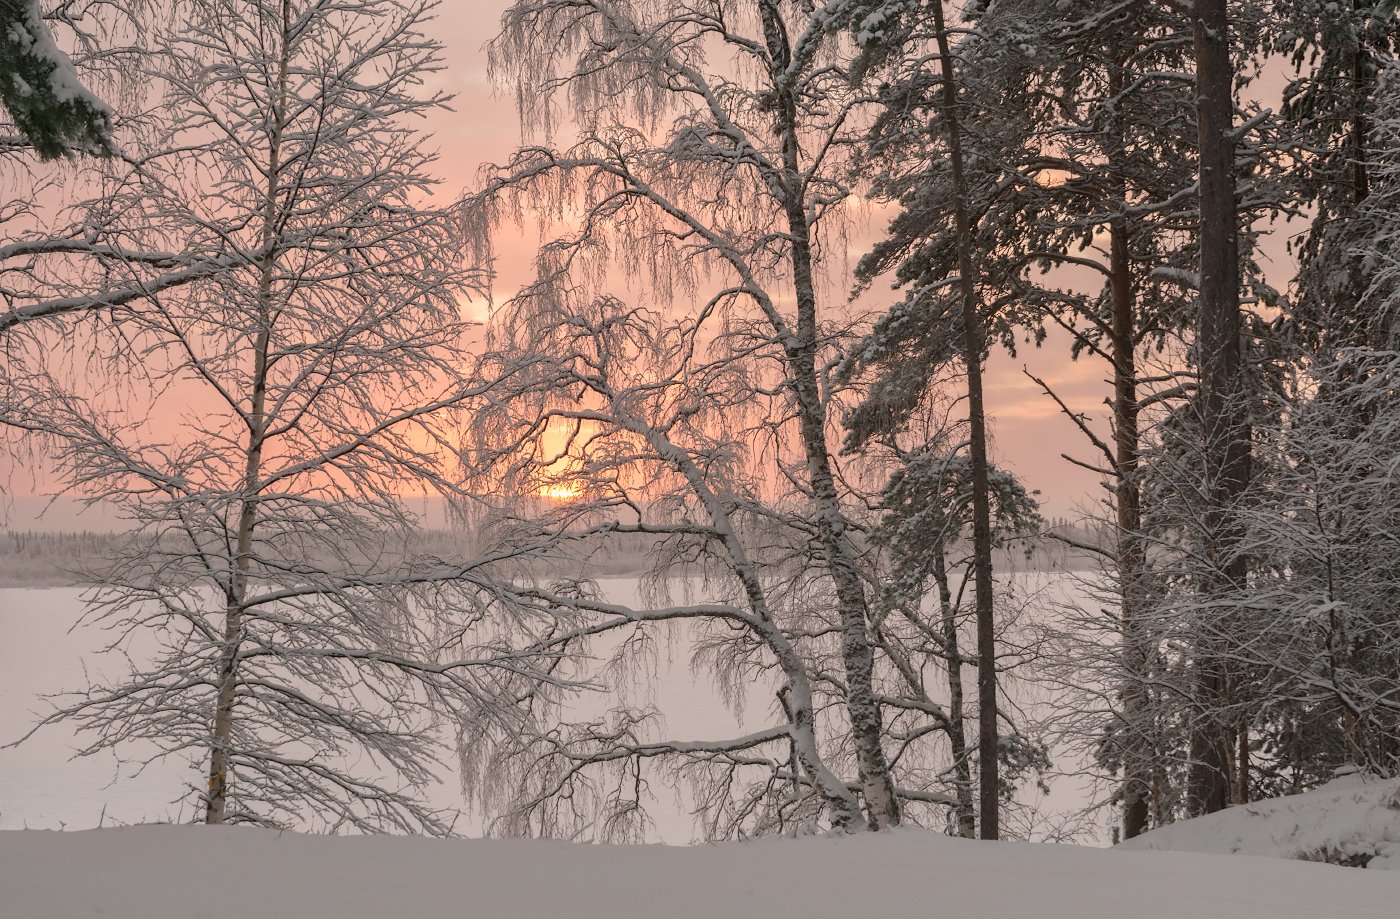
[1,823,1395,919]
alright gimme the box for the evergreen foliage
[0,0,115,158]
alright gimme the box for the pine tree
[1186,0,1252,818]
[943,0,1200,839]
[845,0,1007,838]
[874,447,1044,837]
[1275,0,1400,349]
[0,0,115,158]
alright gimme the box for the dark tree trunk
[935,553,977,838]
[1351,0,1371,207]
[1106,60,1152,841]
[1187,0,1250,818]
[929,0,1000,840]
[1112,179,1151,841]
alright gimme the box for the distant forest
[0,520,1107,588]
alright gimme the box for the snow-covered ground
[1,823,1395,919]
[1123,773,1400,869]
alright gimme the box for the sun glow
[537,481,583,502]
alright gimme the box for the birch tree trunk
[785,145,900,833]
[205,328,271,824]
[761,0,900,831]
[205,0,289,825]
[644,410,870,831]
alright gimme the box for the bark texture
[205,0,289,824]
[1107,59,1151,840]
[1187,0,1250,819]
[929,0,1000,840]
[935,554,977,838]
[760,0,901,831]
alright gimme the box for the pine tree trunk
[929,0,1000,840]
[1187,0,1249,818]
[1350,0,1370,207]
[1236,713,1250,803]
[1107,61,1152,841]
[1112,203,1152,839]
[935,553,977,838]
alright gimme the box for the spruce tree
[0,0,115,159]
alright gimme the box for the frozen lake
[0,576,1107,841]
[2,587,195,830]
[0,581,781,840]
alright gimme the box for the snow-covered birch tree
[455,267,1018,839]
[457,302,873,838]
[470,0,904,831]
[6,0,543,833]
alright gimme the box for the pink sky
[8,2,1307,528]
[419,1,1110,519]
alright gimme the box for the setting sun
[537,481,583,502]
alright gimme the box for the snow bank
[2,824,1395,919]
[1122,773,1400,869]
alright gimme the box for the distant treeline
[0,520,1108,590]
[0,530,127,587]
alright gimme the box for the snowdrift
[1122,774,1400,869]
[2,824,1395,919]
